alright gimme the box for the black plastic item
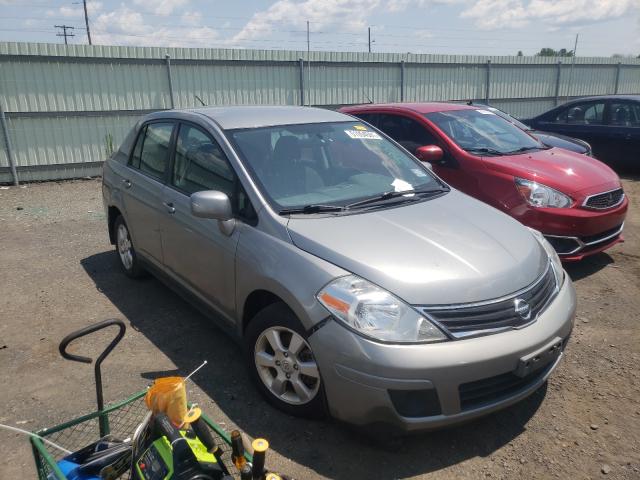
[192,418,230,476]
[58,319,126,436]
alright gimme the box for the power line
[54,24,74,45]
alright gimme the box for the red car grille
[584,188,624,210]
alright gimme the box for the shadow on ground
[564,252,614,282]
[82,251,547,479]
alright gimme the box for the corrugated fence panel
[490,99,558,119]
[172,63,300,107]
[405,64,486,102]
[618,67,640,94]
[308,63,400,105]
[491,65,557,99]
[1,114,139,167]
[1,58,171,112]
[563,65,618,97]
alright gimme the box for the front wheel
[114,215,146,278]
[245,303,326,418]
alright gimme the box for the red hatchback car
[340,103,628,261]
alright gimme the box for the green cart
[30,319,251,480]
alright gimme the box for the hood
[486,147,621,197]
[530,130,590,154]
[287,190,548,305]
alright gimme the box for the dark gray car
[102,106,576,432]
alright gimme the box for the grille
[459,359,556,411]
[584,188,624,209]
[421,263,558,339]
[581,224,623,245]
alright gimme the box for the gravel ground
[1,177,639,479]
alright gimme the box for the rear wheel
[245,303,326,418]
[114,215,145,278]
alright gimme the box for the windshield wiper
[279,204,345,215]
[465,147,504,156]
[346,188,448,209]
[505,146,548,154]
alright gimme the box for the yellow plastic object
[144,376,202,426]
[252,438,269,453]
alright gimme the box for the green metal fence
[1,41,639,183]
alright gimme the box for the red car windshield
[425,109,544,155]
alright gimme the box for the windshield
[228,121,444,211]
[425,109,543,155]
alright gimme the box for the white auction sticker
[477,109,496,115]
[344,130,382,140]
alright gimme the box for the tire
[245,302,326,418]
[113,215,146,278]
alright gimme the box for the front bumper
[309,274,576,432]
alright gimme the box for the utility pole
[368,27,371,53]
[83,0,92,45]
[306,20,311,106]
[55,25,75,45]
[565,33,579,103]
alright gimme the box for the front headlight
[528,227,563,285]
[515,177,572,208]
[317,275,447,343]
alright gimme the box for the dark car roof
[341,102,478,114]
[559,95,640,105]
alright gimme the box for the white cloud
[47,2,103,18]
[132,0,189,16]
[91,5,218,47]
[462,0,640,29]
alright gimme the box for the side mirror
[415,145,444,164]
[191,190,233,221]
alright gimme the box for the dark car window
[172,124,235,197]
[352,112,378,126]
[377,114,439,154]
[551,101,605,125]
[609,102,640,127]
[131,122,174,180]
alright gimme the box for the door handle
[163,201,176,214]
[122,179,132,189]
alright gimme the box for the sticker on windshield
[345,129,382,140]
[477,110,496,115]
[411,168,428,177]
[353,125,367,131]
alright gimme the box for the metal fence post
[614,62,622,94]
[0,103,19,186]
[485,59,491,105]
[299,58,305,106]
[555,61,562,105]
[165,54,175,109]
[400,60,405,102]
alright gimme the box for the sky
[1,0,640,57]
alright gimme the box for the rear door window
[609,102,640,127]
[129,122,175,180]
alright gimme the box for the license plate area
[515,336,564,378]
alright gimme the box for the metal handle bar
[58,319,126,436]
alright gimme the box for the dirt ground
[1,176,639,480]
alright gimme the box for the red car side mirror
[415,145,444,164]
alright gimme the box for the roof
[560,94,640,106]
[340,102,477,115]
[185,105,352,129]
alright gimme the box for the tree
[517,50,523,56]
[536,48,574,57]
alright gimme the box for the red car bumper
[512,197,628,261]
